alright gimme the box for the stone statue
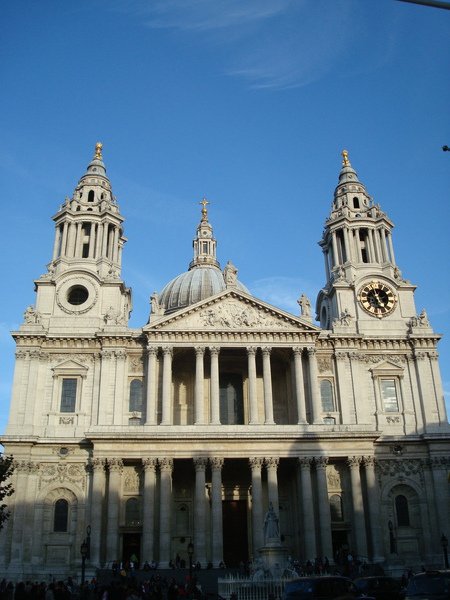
[297,294,311,318]
[24,306,40,324]
[223,261,238,287]
[150,292,164,316]
[263,502,280,543]
[418,309,429,327]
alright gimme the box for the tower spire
[189,198,219,270]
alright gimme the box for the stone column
[347,457,368,561]
[315,457,333,560]
[293,348,307,423]
[75,222,83,257]
[429,351,448,425]
[99,350,114,425]
[161,346,173,425]
[430,457,450,542]
[9,461,31,564]
[335,351,356,424]
[194,347,205,424]
[88,223,96,258]
[146,346,158,425]
[142,458,158,563]
[262,347,275,424]
[363,457,384,563]
[112,226,120,263]
[90,458,106,566]
[106,458,123,563]
[113,350,127,425]
[266,457,280,511]
[102,223,109,257]
[249,457,264,553]
[95,221,103,258]
[307,348,322,423]
[247,347,259,424]
[210,347,220,424]
[298,458,317,560]
[343,228,352,262]
[331,231,339,266]
[387,232,396,265]
[60,221,69,258]
[194,457,208,566]
[159,458,173,567]
[211,458,224,567]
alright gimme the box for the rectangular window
[381,379,399,412]
[60,378,77,413]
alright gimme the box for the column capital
[293,347,303,357]
[195,346,206,357]
[347,456,362,469]
[142,457,158,471]
[159,457,174,472]
[307,347,316,357]
[210,457,224,471]
[193,457,208,471]
[298,456,314,469]
[261,346,272,356]
[265,457,279,469]
[162,346,173,357]
[91,457,107,472]
[107,458,124,473]
[249,457,264,470]
[362,456,376,469]
[209,346,220,357]
[314,456,329,470]
[146,345,159,356]
[246,346,257,356]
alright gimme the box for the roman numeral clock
[357,280,398,318]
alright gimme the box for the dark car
[405,571,450,600]
[354,576,404,600]
[282,576,375,600]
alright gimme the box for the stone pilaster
[249,457,264,553]
[363,457,384,563]
[347,456,367,560]
[315,457,333,560]
[211,458,224,567]
[145,346,158,425]
[293,348,307,424]
[161,346,173,425]
[307,348,322,423]
[262,347,275,424]
[298,457,316,560]
[210,347,220,424]
[194,457,208,566]
[142,458,157,563]
[106,458,123,563]
[194,347,205,424]
[90,458,106,566]
[159,458,173,566]
[247,347,259,424]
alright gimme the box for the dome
[159,265,249,314]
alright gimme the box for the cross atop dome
[200,197,210,222]
[95,142,103,160]
[342,149,351,167]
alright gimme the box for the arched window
[395,494,410,526]
[330,494,343,521]
[125,498,141,526]
[353,197,360,209]
[320,380,334,412]
[54,498,69,532]
[129,380,143,412]
[88,190,95,202]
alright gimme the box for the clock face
[358,281,397,318]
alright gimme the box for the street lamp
[80,525,91,586]
[80,539,88,585]
[187,541,194,583]
[441,533,449,569]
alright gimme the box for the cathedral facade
[1,145,449,580]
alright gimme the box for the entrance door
[122,533,141,566]
[222,500,248,567]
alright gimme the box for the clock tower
[316,151,420,336]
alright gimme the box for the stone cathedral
[1,144,449,580]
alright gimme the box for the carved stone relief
[194,300,291,329]
[39,463,86,490]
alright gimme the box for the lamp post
[80,525,91,587]
[441,533,449,569]
[80,539,88,585]
[187,541,194,585]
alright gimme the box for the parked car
[282,576,375,600]
[354,576,404,600]
[404,571,450,600]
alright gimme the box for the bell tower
[30,143,132,334]
[316,151,419,335]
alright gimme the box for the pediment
[369,360,404,375]
[52,359,89,375]
[146,289,320,333]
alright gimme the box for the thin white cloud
[105,0,395,91]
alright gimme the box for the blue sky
[0,0,449,430]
